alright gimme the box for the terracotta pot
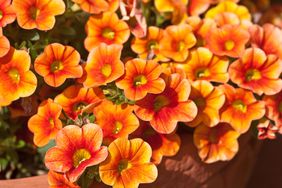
[0,132,260,188]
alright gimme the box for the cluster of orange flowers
[1,0,282,187]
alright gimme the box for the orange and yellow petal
[48,171,79,188]
[0,0,16,27]
[72,0,109,14]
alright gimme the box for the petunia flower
[48,170,79,188]
[186,80,225,127]
[175,47,229,83]
[34,43,83,87]
[220,84,265,134]
[84,11,130,52]
[0,47,37,106]
[13,0,65,31]
[249,24,282,59]
[159,24,197,62]
[193,123,240,163]
[99,137,158,188]
[45,124,108,182]
[229,47,282,95]
[93,100,139,145]
[0,0,16,27]
[83,44,124,88]
[205,24,250,58]
[28,99,62,147]
[257,118,278,140]
[54,85,104,120]
[116,58,165,101]
[71,0,109,14]
[134,73,197,134]
[131,26,168,61]
[0,28,10,58]
[263,91,282,126]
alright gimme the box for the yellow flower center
[73,102,87,112]
[8,68,20,83]
[195,68,210,79]
[147,40,158,50]
[133,75,148,86]
[224,40,235,51]
[102,28,115,40]
[49,118,55,129]
[153,95,170,112]
[30,6,40,20]
[0,11,3,20]
[50,60,64,73]
[232,100,247,113]
[177,41,185,51]
[194,97,206,109]
[72,149,91,168]
[101,64,112,77]
[112,121,123,134]
[245,69,261,81]
[118,159,131,173]
[209,130,219,144]
[279,102,282,113]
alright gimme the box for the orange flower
[71,0,115,14]
[249,24,282,59]
[131,26,168,61]
[0,47,37,106]
[99,137,158,187]
[48,171,79,188]
[134,73,197,134]
[54,85,104,120]
[116,59,165,101]
[206,24,250,58]
[186,81,225,127]
[0,28,10,58]
[13,0,65,31]
[193,123,240,163]
[83,44,124,88]
[188,0,210,16]
[93,100,139,145]
[133,121,181,164]
[257,118,278,140]
[175,47,229,83]
[229,48,282,95]
[263,91,282,124]
[159,24,196,62]
[84,12,130,52]
[0,0,16,27]
[45,124,108,182]
[220,84,265,133]
[34,43,83,87]
[205,1,251,27]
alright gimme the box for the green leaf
[0,158,8,171]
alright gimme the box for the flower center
[245,69,261,81]
[101,64,112,77]
[118,159,131,173]
[224,40,235,51]
[102,28,115,40]
[72,149,91,168]
[49,118,55,129]
[50,60,64,73]
[147,40,158,50]
[8,68,20,83]
[0,11,3,20]
[133,75,148,86]
[194,97,206,109]
[153,95,170,111]
[232,100,247,113]
[112,121,123,134]
[195,68,210,79]
[177,41,185,51]
[73,102,87,112]
[30,6,40,20]
[209,130,219,144]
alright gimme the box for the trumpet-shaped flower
[116,58,165,101]
[131,26,168,61]
[205,24,250,58]
[134,73,197,134]
[194,123,240,163]
[0,0,16,27]
[220,84,265,133]
[71,0,109,14]
[0,48,37,106]
[94,100,139,145]
[83,44,124,88]
[263,91,282,124]
[13,0,65,30]
[229,48,282,95]
[84,12,130,52]
[257,118,278,140]
[34,43,83,87]
[48,171,79,188]
[159,24,196,62]
[99,137,158,188]
[54,85,104,120]
[186,81,225,127]
[175,47,229,83]
[28,99,62,147]
[45,124,108,182]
